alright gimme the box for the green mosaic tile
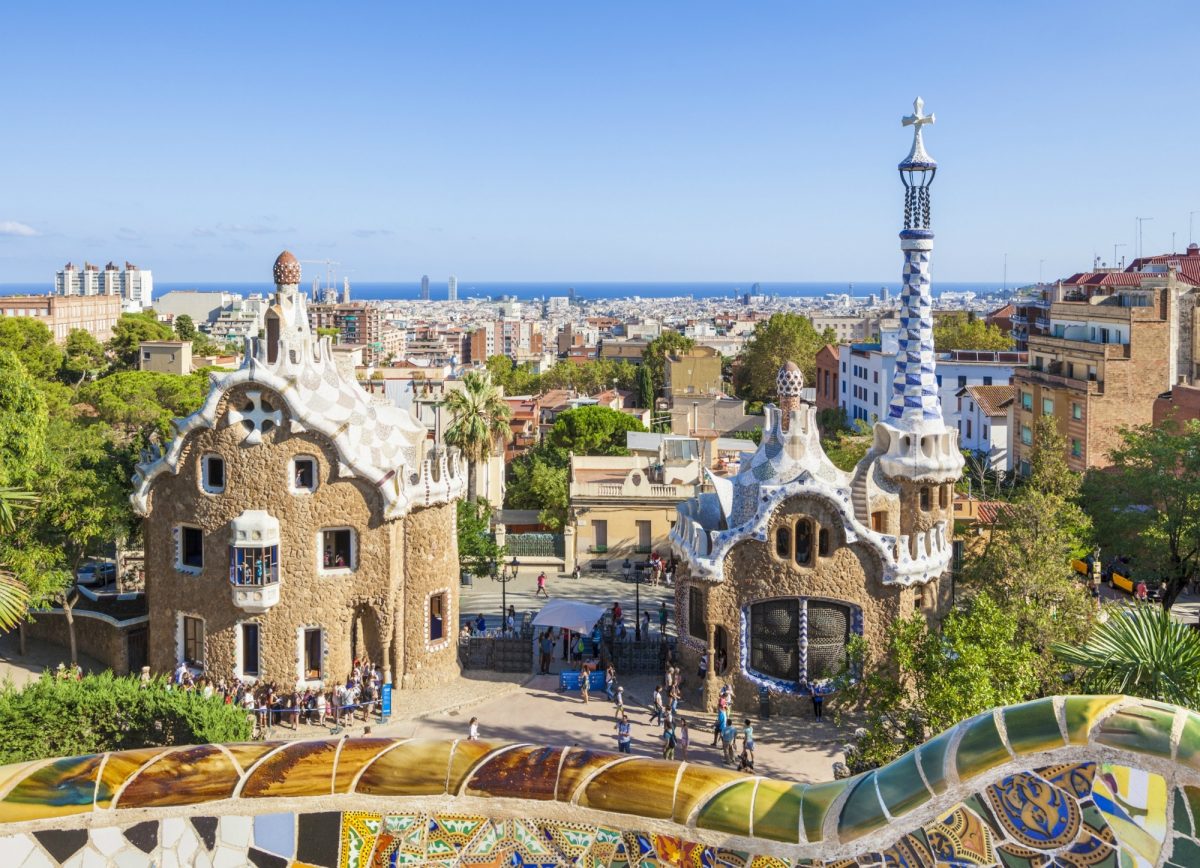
[1175,710,1200,773]
[955,712,1012,782]
[836,773,888,842]
[749,779,802,844]
[1062,695,1122,745]
[873,748,930,819]
[1093,702,1176,760]
[1174,787,1195,837]
[1169,834,1200,867]
[695,779,756,837]
[914,727,954,795]
[0,754,102,823]
[1003,697,1064,755]
[800,779,849,844]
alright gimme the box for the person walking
[580,671,590,704]
[678,718,690,761]
[604,664,616,701]
[539,631,555,675]
[615,713,632,754]
[712,703,727,747]
[642,610,651,640]
[468,717,480,741]
[614,684,625,712]
[535,572,548,598]
[649,685,664,724]
[658,601,668,639]
[812,689,825,721]
[720,718,738,765]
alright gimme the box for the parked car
[77,561,116,586]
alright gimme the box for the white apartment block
[55,261,152,312]
[955,385,1014,471]
[837,328,1026,431]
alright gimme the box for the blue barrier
[558,670,606,692]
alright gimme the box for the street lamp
[634,566,642,641]
[499,557,518,635]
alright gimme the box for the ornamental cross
[902,96,935,131]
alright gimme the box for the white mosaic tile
[91,827,126,858]
[18,846,53,868]
[161,817,186,849]
[160,851,181,868]
[177,823,199,863]
[113,847,154,868]
[218,815,251,848]
[0,835,35,864]
[213,844,248,868]
[78,848,107,868]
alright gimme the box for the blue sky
[1,1,1196,284]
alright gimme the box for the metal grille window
[688,587,705,640]
[747,598,857,687]
[749,599,800,682]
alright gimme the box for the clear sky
[1,1,1197,285]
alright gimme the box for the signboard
[381,683,393,719]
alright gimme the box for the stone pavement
[0,630,104,687]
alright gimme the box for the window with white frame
[201,454,225,494]
[181,615,205,668]
[301,627,323,681]
[177,526,204,572]
[292,456,318,493]
[241,622,260,678]
[429,593,446,641]
[319,528,355,571]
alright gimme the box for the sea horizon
[0,279,1015,303]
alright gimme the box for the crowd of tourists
[168,658,384,734]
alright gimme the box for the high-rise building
[55,260,152,311]
[448,275,458,301]
[420,275,430,301]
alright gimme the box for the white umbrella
[531,599,606,635]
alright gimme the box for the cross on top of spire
[900,96,936,170]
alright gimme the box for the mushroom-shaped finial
[776,361,805,398]
[273,251,301,286]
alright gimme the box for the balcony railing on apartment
[1010,314,1028,325]
[571,481,692,499]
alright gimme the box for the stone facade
[132,252,466,690]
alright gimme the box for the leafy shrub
[0,671,252,763]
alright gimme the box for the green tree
[1082,420,1200,609]
[838,593,1040,772]
[964,416,1093,691]
[0,318,63,382]
[546,405,645,455]
[504,448,571,531]
[932,312,1013,351]
[0,488,37,632]
[107,311,173,370]
[642,331,695,400]
[173,314,197,341]
[457,500,507,577]
[733,313,834,402]
[0,350,49,488]
[61,329,107,384]
[316,326,340,343]
[78,370,210,445]
[0,672,252,763]
[1053,605,1200,707]
[636,363,655,410]
[442,372,513,500]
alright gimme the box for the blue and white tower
[875,99,963,490]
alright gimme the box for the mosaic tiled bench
[2,695,1200,866]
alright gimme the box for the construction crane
[298,259,341,298]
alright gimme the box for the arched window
[794,519,813,566]
[919,487,931,510]
[807,601,851,679]
[746,598,858,687]
[939,484,949,509]
[749,599,800,682]
[818,528,831,557]
[775,526,791,559]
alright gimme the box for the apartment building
[0,293,122,343]
[139,340,193,375]
[956,385,1013,471]
[1011,284,1171,473]
[55,261,152,311]
[307,302,385,364]
[663,345,722,398]
[467,318,542,363]
[814,345,840,412]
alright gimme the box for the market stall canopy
[531,599,606,634]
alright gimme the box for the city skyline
[0,1,1196,284]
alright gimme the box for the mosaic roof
[3,695,1200,867]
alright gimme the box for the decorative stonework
[273,250,301,286]
[0,697,1197,867]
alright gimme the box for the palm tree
[442,372,513,501]
[0,488,36,631]
[1052,604,1200,707]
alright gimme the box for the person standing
[642,610,651,640]
[649,685,664,724]
[468,717,480,741]
[535,572,548,598]
[721,719,738,765]
[615,713,632,754]
[812,689,825,721]
[712,704,727,747]
[539,631,555,674]
[662,717,677,760]
[580,671,590,704]
[658,601,668,639]
[561,628,570,661]
[614,684,625,712]
[604,664,616,701]
[739,719,756,771]
[678,718,690,761]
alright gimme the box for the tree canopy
[107,311,173,370]
[61,329,107,384]
[0,318,63,382]
[78,369,210,444]
[442,371,512,500]
[1082,419,1200,608]
[546,405,645,455]
[733,313,834,402]
[457,500,507,577]
[642,331,695,403]
[932,312,1013,352]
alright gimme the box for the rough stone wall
[894,480,954,553]
[143,384,397,687]
[24,612,135,674]
[676,494,914,716]
[400,501,461,690]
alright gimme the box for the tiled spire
[887,98,943,429]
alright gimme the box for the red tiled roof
[962,384,1014,417]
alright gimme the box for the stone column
[702,622,719,711]
[562,525,576,575]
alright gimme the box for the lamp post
[499,557,518,635]
[634,568,642,642]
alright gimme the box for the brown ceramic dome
[273,251,301,285]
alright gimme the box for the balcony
[229,511,280,613]
[1010,314,1028,325]
[1017,366,1100,395]
[571,481,692,499]
[231,579,280,614]
[1035,318,1050,330]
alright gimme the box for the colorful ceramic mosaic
[3,696,1200,866]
